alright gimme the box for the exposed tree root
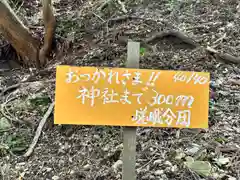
[145,30,199,48]
[205,46,240,64]
[144,30,240,64]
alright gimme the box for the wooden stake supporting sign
[54,41,210,180]
[122,41,140,180]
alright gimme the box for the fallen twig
[23,102,55,158]
[117,0,127,13]
[218,146,239,153]
[137,150,159,171]
[212,33,226,48]
[205,143,239,153]
[0,127,14,132]
[92,12,105,22]
[107,15,139,26]
[97,0,112,11]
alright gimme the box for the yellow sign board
[54,65,210,128]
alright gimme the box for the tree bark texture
[0,0,56,68]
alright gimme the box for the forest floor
[0,0,240,179]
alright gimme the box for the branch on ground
[23,102,55,158]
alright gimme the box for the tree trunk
[0,0,56,68]
[39,0,56,66]
[0,0,40,67]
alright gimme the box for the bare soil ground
[0,0,240,179]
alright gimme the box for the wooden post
[122,41,140,180]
